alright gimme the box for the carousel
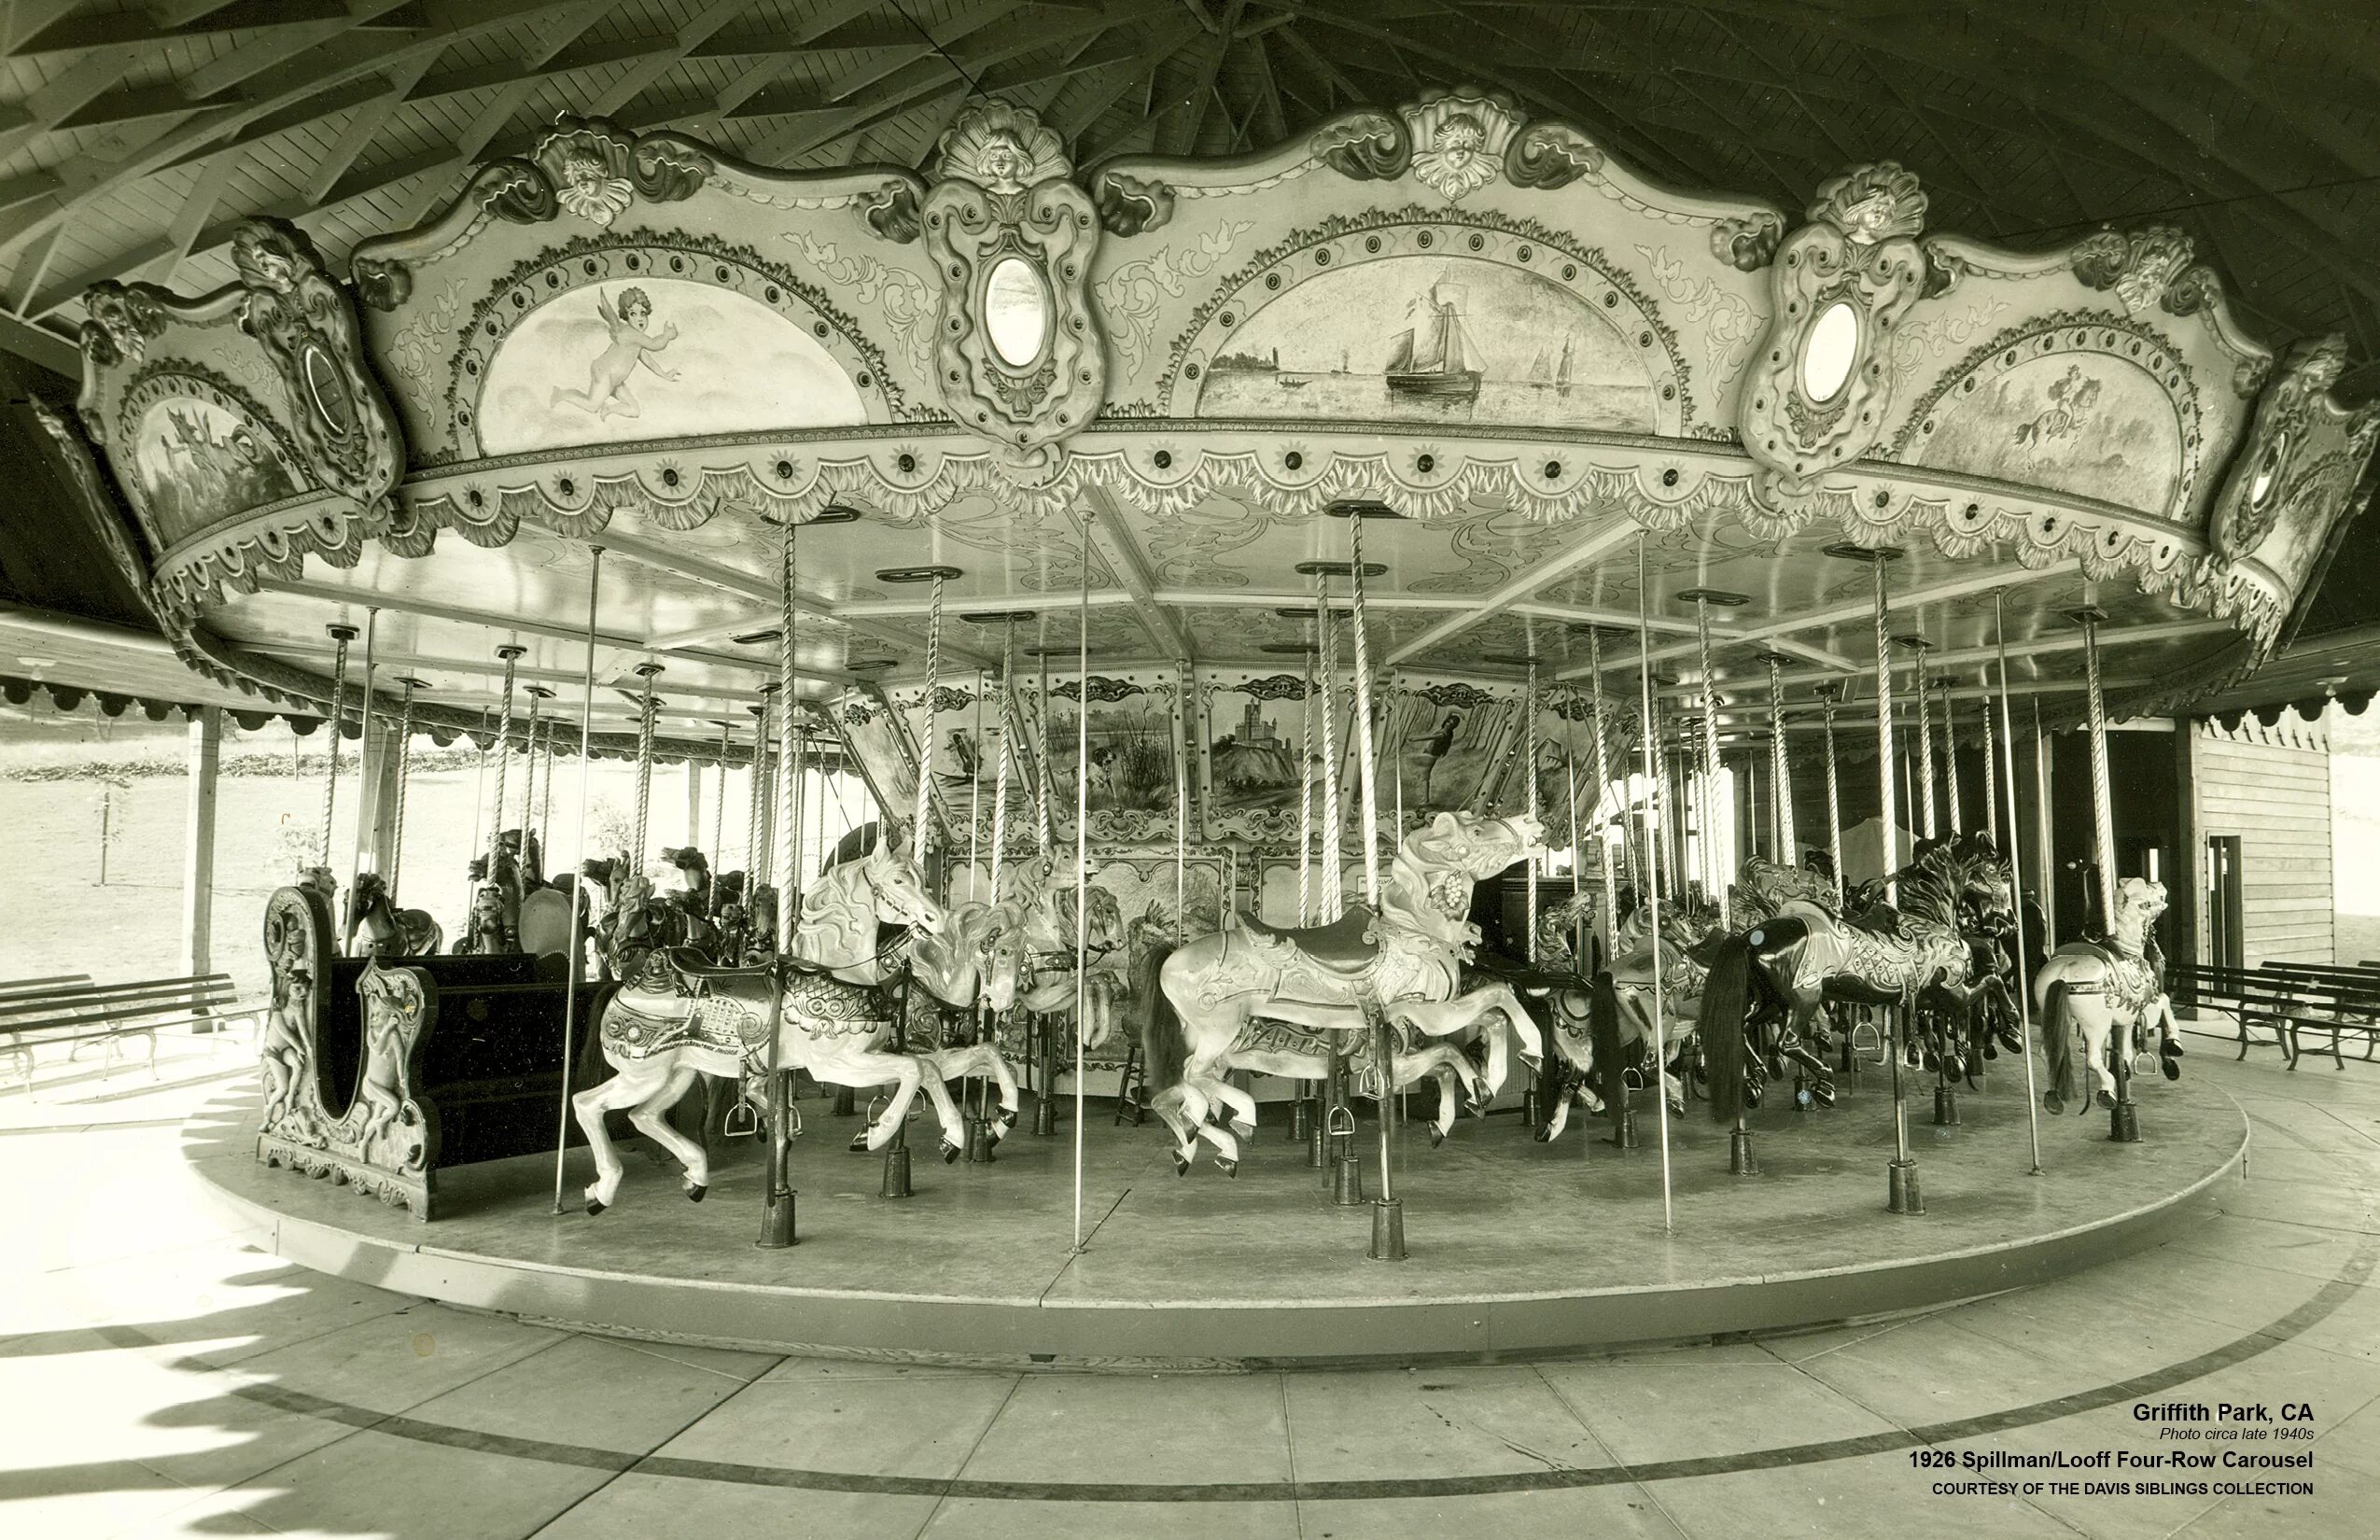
[74,88,2366,1364]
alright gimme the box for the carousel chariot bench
[255,884,617,1220]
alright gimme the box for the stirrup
[1324,1104,1356,1138]
[721,1100,760,1139]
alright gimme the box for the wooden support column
[181,707,220,978]
[352,714,402,875]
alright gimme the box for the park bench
[2170,962,2380,1071]
[0,973,255,1089]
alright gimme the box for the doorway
[2205,834,2244,970]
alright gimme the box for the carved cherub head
[934,103,1068,194]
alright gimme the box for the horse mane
[793,857,879,968]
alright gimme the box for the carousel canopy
[6,6,2380,819]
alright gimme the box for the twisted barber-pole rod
[1342,509,1395,1260]
[320,624,355,868]
[1587,626,1618,963]
[631,662,662,866]
[990,621,1016,900]
[1940,677,1963,836]
[746,690,771,889]
[912,573,945,857]
[1315,568,1344,917]
[1818,684,1846,894]
[1524,657,1539,961]
[1688,597,1729,931]
[1761,652,1797,865]
[488,645,524,891]
[1299,635,1316,924]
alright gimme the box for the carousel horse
[1729,856,1841,927]
[574,830,962,1215]
[1697,832,2015,1116]
[2035,875,2180,1113]
[342,871,442,958]
[1138,810,1547,1172]
[1535,889,1722,1141]
[999,852,1131,1044]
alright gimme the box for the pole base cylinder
[1330,1152,1365,1207]
[964,1117,994,1164]
[1290,1097,1315,1144]
[1729,1125,1758,1176]
[1520,1085,1542,1127]
[1367,1197,1407,1262]
[1032,1093,1057,1138]
[1886,1157,1925,1214]
[1607,1102,1639,1150]
[879,1145,913,1199]
[2109,1100,2142,1143]
[1932,1086,1960,1127]
[1307,1117,1328,1169]
[832,1086,856,1117]
[754,1190,797,1249]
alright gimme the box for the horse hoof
[1216,1157,1239,1179]
[942,1140,961,1165]
[1230,1120,1255,1141]
[1811,1084,1837,1110]
[1430,1125,1447,1149]
[2096,1090,2116,1111]
[1532,1126,1551,1144]
[2043,1092,2065,1115]
[585,1197,607,1217]
[685,1183,707,1204]
[2163,1058,2181,1082]
[847,1134,869,1154]
[1173,1153,1190,1176]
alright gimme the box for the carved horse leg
[922,1043,1021,1142]
[624,1066,709,1202]
[573,1057,680,1215]
[1391,984,1542,1100]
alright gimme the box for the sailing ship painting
[1384,276,1481,402]
[1195,256,1658,430]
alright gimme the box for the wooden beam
[1080,485,1197,663]
[1387,519,1646,665]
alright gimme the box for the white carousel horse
[1139,810,1546,1171]
[342,870,442,958]
[998,851,1132,1042]
[571,831,961,1215]
[2034,875,2179,1113]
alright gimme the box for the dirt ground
[1,707,870,999]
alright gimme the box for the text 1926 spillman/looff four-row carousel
[79,87,2368,1364]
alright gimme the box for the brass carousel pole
[758,511,800,1248]
[710,716,730,883]
[521,683,549,877]
[1995,592,2046,1175]
[1868,548,1922,1215]
[553,545,604,1214]
[1342,511,1400,1263]
[1298,633,1316,925]
[630,661,662,875]
[1818,683,1846,900]
[746,688,771,914]
[1688,592,1751,1175]
[1636,537,1673,1232]
[1071,516,1091,1253]
[1939,675,1963,837]
[1902,634,1937,841]
[2073,598,2141,1144]
[1314,566,1360,1206]
[1981,682,2000,849]
[1759,652,1799,870]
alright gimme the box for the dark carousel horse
[1697,833,2015,1117]
[343,871,441,958]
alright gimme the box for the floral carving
[79,284,167,378]
[2071,225,2219,319]
[2209,334,2374,566]
[1093,170,1175,236]
[1310,110,1410,181]
[349,254,411,312]
[1505,120,1602,190]
[530,114,711,228]
[1808,162,1927,245]
[1709,212,1785,272]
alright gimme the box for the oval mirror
[2248,432,2289,508]
[1800,301,1859,403]
[984,257,1050,368]
[301,343,355,438]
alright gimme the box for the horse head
[861,827,945,936]
[973,903,1028,1012]
[2109,875,2169,943]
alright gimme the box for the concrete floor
[2,1038,2375,1538]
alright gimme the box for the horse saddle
[1465,945,1577,995]
[664,945,764,982]
[1237,905,1381,974]
[1845,901,1914,940]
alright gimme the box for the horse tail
[1590,971,1626,1114]
[2041,978,2076,1111]
[1698,937,1754,1124]
[1132,940,1186,1098]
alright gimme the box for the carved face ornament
[557,148,634,227]
[1412,113,1499,201]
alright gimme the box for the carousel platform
[183,1070,2246,1370]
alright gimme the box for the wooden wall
[2191,718,2333,966]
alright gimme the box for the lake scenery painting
[1195,256,1659,430]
